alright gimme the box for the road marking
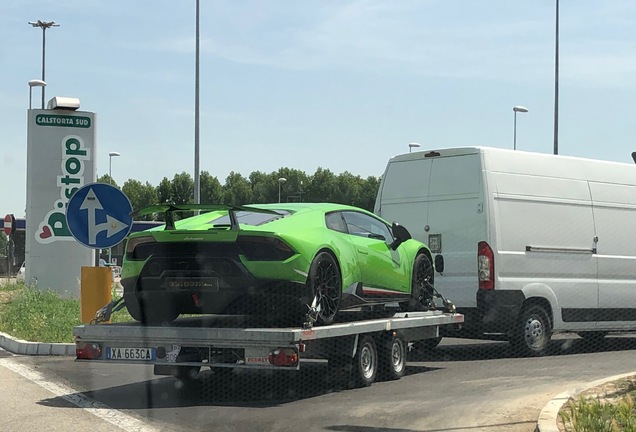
[0,356,162,432]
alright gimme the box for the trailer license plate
[107,347,156,361]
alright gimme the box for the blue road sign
[66,182,133,249]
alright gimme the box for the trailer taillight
[478,241,494,290]
[269,348,299,367]
[76,342,102,360]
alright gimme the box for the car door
[341,211,410,293]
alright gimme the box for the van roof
[387,146,636,185]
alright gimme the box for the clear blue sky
[2,1,636,216]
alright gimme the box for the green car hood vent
[131,204,282,231]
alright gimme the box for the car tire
[307,251,342,326]
[401,253,435,312]
[378,333,406,381]
[511,304,552,357]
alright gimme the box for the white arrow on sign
[79,188,129,245]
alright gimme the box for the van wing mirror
[390,222,412,250]
[434,255,445,274]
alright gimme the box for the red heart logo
[39,226,52,239]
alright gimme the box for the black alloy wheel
[308,251,342,326]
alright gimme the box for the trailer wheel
[308,252,342,326]
[511,304,552,356]
[378,333,406,381]
[352,335,378,387]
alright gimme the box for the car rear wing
[131,204,282,231]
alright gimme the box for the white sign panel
[25,109,96,296]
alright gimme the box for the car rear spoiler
[131,204,282,231]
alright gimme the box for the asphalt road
[4,335,636,432]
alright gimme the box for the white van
[375,146,636,355]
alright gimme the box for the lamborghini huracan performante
[121,203,439,326]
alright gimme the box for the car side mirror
[390,222,412,250]
[434,255,445,274]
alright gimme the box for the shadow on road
[37,362,443,410]
[410,335,636,362]
[325,419,537,431]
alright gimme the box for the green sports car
[121,203,438,325]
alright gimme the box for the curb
[536,371,636,432]
[0,331,75,356]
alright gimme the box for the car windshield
[2,3,635,432]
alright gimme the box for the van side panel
[489,171,598,332]
[589,182,636,328]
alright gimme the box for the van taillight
[478,241,494,290]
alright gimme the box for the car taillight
[125,236,156,261]
[237,236,296,261]
[269,348,299,367]
[76,342,102,360]
[478,241,494,290]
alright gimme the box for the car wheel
[511,304,552,356]
[378,333,406,381]
[308,251,342,326]
[401,254,435,311]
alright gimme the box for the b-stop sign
[3,214,15,236]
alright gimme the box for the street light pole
[27,80,46,109]
[553,0,559,155]
[513,106,528,151]
[108,151,121,265]
[278,178,287,203]
[193,0,201,204]
[28,20,59,109]
[408,142,421,153]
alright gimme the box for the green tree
[359,176,381,211]
[122,179,158,219]
[200,171,224,204]
[306,167,337,202]
[96,174,118,188]
[156,177,172,205]
[171,172,194,205]
[223,172,252,205]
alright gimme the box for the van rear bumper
[477,290,526,334]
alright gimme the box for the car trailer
[74,310,463,388]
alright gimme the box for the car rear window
[208,210,290,226]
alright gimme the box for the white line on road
[0,356,162,432]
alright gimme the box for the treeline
[98,168,381,221]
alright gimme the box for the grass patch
[0,283,132,344]
[560,391,636,431]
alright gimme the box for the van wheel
[511,304,552,357]
[400,254,434,311]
